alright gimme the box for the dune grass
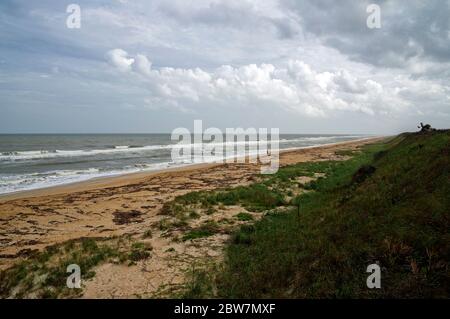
[185,130,450,298]
[0,236,152,298]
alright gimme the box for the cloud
[156,0,301,39]
[107,49,437,118]
[133,54,152,75]
[1,0,449,133]
[284,0,450,76]
[106,49,135,72]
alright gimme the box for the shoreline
[0,135,386,296]
[0,136,383,202]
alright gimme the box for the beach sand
[0,137,385,298]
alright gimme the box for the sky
[0,0,449,134]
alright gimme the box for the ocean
[0,134,366,194]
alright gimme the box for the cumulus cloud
[106,49,135,72]
[106,49,431,118]
[107,50,153,75]
[133,54,152,75]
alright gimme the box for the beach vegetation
[182,221,221,241]
[184,130,450,298]
[0,236,148,298]
[235,212,254,221]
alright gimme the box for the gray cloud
[0,0,449,134]
[284,0,450,72]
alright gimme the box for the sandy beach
[0,137,384,297]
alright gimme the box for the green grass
[189,211,201,219]
[182,221,221,241]
[185,130,450,298]
[161,184,287,215]
[335,149,358,157]
[160,155,337,219]
[128,242,152,262]
[0,237,151,298]
[235,212,254,221]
